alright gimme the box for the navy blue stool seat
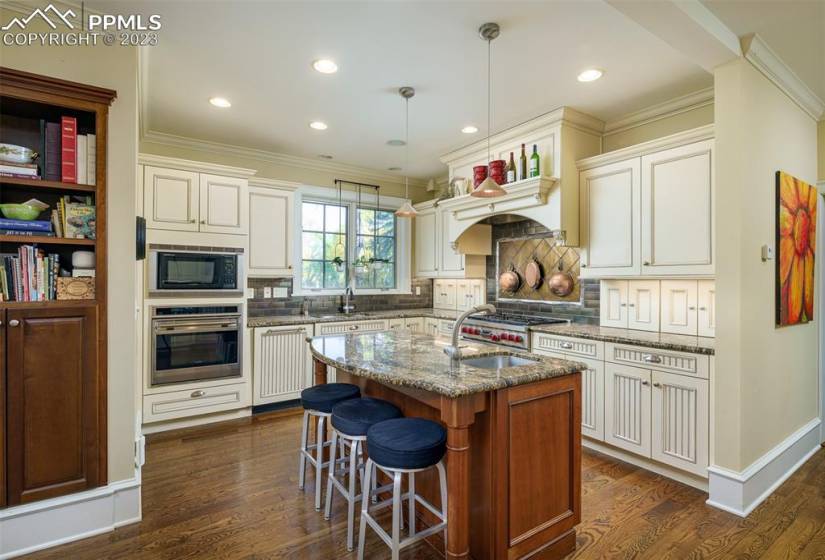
[301,383,360,413]
[367,418,447,470]
[332,397,402,436]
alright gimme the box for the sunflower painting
[776,171,817,326]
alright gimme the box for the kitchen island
[310,330,585,560]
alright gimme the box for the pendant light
[395,86,418,217]
[471,22,507,198]
[333,179,345,271]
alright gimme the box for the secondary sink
[461,355,539,370]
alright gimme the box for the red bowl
[489,159,506,169]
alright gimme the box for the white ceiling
[702,0,825,102]
[111,1,716,178]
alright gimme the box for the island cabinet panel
[5,305,101,505]
[494,374,581,560]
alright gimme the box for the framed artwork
[776,171,817,326]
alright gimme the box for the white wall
[0,6,139,483]
[714,58,819,471]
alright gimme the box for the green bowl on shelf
[0,204,42,220]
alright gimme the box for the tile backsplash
[247,277,433,317]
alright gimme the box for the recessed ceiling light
[209,97,231,108]
[577,69,603,82]
[309,121,328,130]
[318,154,334,159]
[388,166,402,171]
[312,59,338,74]
[387,139,406,146]
[461,125,479,134]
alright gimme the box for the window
[355,207,396,289]
[301,202,347,290]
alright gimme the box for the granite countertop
[530,323,715,355]
[309,330,585,398]
[248,308,459,328]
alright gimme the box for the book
[0,219,52,232]
[0,163,38,176]
[38,118,47,177]
[64,202,95,239]
[51,209,64,237]
[76,134,87,185]
[60,116,77,183]
[45,122,61,181]
[0,229,55,237]
[86,133,96,186]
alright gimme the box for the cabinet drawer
[144,383,249,423]
[532,333,604,360]
[438,319,455,336]
[605,343,709,379]
[316,320,388,335]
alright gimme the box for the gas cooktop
[469,313,569,327]
[462,313,569,351]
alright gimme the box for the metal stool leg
[391,471,403,560]
[408,472,416,537]
[346,436,359,550]
[357,458,373,560]
[298,410,309,490]
[314,414,326,511]
[323,429,339,520]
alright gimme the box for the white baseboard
[141,406,251,434]
[707,418,821,517]
[582,438,709,491]
[0,474,142,559]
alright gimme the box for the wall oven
[148,246,244,296]
[151,305,242,386]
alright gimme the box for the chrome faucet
[341,286,356,315]
[444,304,496,361]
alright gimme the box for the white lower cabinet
[425,318,439,337]
[579,357,605,441]
[316,319,388,335]
[252,324,313,405]
[405,317,424,333]
[388,318,406,330]
[651,370,709,477]
[605,363,652,457]
[144,382,249,423]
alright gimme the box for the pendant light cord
[487,36,491,166]
[405,96,410,200]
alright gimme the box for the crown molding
[248,176,301,190]
[577,124,714,170]
[742,34,824,121]
[604,87,714,135]
[141,129,430,189]
[138,153,257,177]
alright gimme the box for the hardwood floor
[23,409,825,559]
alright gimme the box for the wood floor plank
[18,413,825,560]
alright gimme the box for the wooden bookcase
[0,67,115,506]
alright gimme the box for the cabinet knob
[699,306,707,311]
[190,390,206,398]
[641,380,650,386]
[288,265,293,269]
[628,303,635,307]
[620,303,627,307]
[643,261,650,266]
[653,382,662,388]
[8,319,19,327]
[688,306,696,311]
[189,219,196,223]
[200,220,206,224]
[581,264,587,268]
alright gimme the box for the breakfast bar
[310,329,585,560]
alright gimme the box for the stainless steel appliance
[148,246,243,296]
[460,313,569,351]
[151,305,242,386]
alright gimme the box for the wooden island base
[314,358,581,560]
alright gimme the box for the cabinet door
[651,370,709,477]
[605,363,651,457]
[466,279,486,308]
[578,357,605,441]
[434,279,457,310]
[253,324,313,405]
[6,305,101,505]
[144,166,199,231]
[627,280,660,332]
[455,280,474,311]
[697,280,716,338]
[388,318,405,330]
[405,317,424,333]
[641,140,714,275]
[439,209,464,275]
[599,280,628,328]
[249,186,293,276]
[660,280,698,335]
[199,173,248,234]
[415,209,438,277]
[425,318,439,337]
[580,158,641,277]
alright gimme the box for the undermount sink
[315,313,366,320]
[461,355,539,370]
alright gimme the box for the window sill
[292,289,412,297]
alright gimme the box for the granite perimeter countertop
[248,308,459,328]
[309,329,586,398]
[530,323,715,355]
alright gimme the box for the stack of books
[0,161,39,179]
[0,217,54,237]
[0,245,60,302]
[53,195,96,239]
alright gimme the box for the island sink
[461,354,538,369]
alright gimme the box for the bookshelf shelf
[0,234,94,245]
[0,299,96,309]
[0,176,96,193]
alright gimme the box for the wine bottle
[506,152,516,184]
[529,144,540,178]
[518,144,527,181]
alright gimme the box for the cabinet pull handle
[189,219,196,223]
[653,382,662,388]
[642,354,662,364]
[200,220,206,224]
[641,380,650,386]
[689,306,696,311]
[560,342,574,350]
[628,303,635,307]
[699,306,707,311]
[190,390,206,398]
[620,303,627,307]
[349,325,358,331]
[581,264,587,268]
[8,319,19,327]
[643,261,650,266]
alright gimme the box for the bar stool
[358,418,448,560]
[324,397,403,551]
[298,383,360,510]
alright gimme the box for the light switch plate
[273,287,288,298]
[245,288,255,299]
[415,286,421,296]
[263,287,272,298]
[761,244,774,262]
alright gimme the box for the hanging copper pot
[498,263,521,293]
[548,261,574,297]
[525,257,542,290]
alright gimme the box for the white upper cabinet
[660,280,698,336]
[199,174,248,235]
[641,140,714,275]
[600,280,628,329]
[248,182,296,277]
[580,158,641,277]
[144,166,200,232]
[456,279,486,311]
[414,202,489,279]
[627,280,660,332]
[414,207,438,277]
[697,280,716,338]
[439,209,464,274]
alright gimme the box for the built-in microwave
[148,246,244,296]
